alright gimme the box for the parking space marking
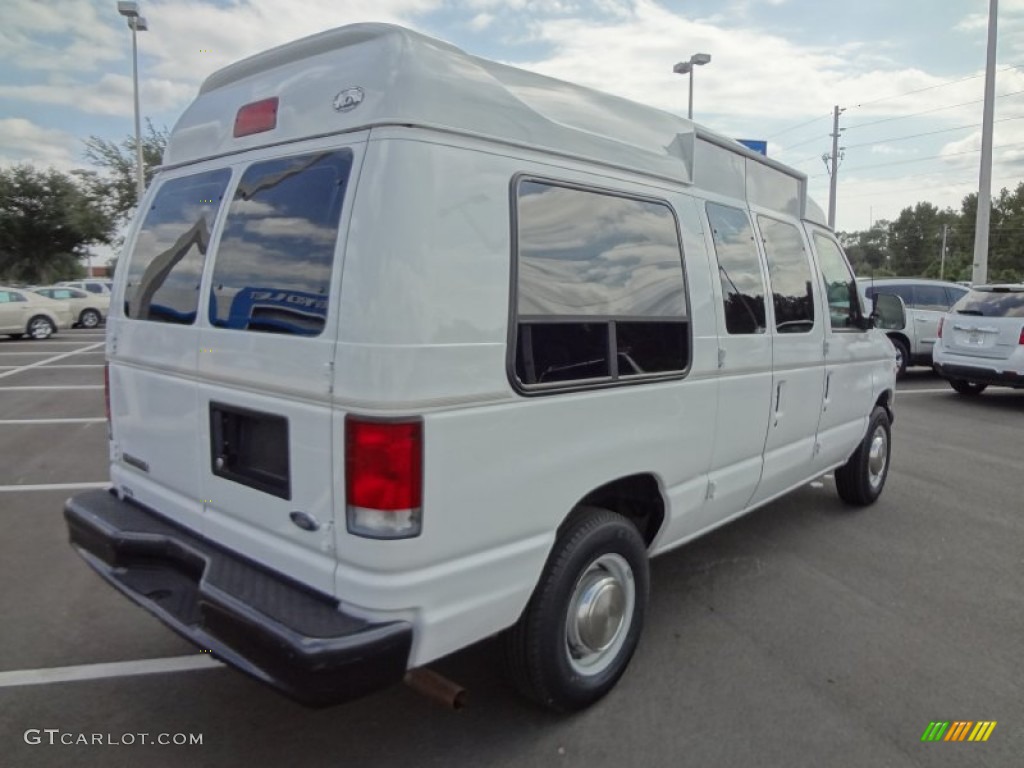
[0,418,105,425]
[0,342,103,346]
[0,385,103,391]
[0,364,104,370]
[0,656,224,689]
[898,388,959,395]
[0,482,109,492]
[0,342,102,381]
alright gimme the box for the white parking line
[0,418,105,425]
[0,365,104,370]
[897,388,955,395]
[1,341,103,346]
[0,385,103,391]
[0,656,224,689]
[0,482,109,492]
[0,342,102,381]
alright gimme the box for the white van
[64,23,903,711]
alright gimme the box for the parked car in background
[0,285,74,339]
[58,279,113,296]
[33,286,108,329]
[932,285,1024,395]
[857,278,969,376]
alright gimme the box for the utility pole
[825,105,845,229]
[973,0,998,286]
[940,224,949,281]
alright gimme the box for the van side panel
[333,132,718,664]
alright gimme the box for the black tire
[26,316,55,340]
[948,379,987,396]
[502,506,649,712]
[889,336,909,378]
[79,309,101,329]
[835,406,892,507]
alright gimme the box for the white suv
[858,278,969,376]
[932,285,1024,395]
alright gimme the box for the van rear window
[953,288,1024,317]
[125,169,231,324]
[209,150,352,336]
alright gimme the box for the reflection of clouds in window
[124,170,229,323]
[517,182,685,317]
[759,216,814,329]
[708,203,767,334]
[210,150,351,335]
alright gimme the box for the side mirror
[871,293,906,331]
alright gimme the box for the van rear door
[196,142,362,597]
[110,167,233,534]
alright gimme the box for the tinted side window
[912,284,951,311]
[209,151,352,337]
[758,216,815,333]
[946,287,968,307]
[9,291,26,302]
[0,292,10,303]
[706,203,767,334]
[85,284,103,294]
[125,169,231,324]
[812,232,862,330]
[514,181,689,388]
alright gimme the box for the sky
[3,0,1024,244]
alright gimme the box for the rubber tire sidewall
[949,379,987,396]
[79,309,101,328]
[505,507,649,712]
[835,406,891,506]
[890,336,909,378]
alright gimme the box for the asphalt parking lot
[0,331,1020,768]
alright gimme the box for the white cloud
[0,75,194,118]
[469,13,496,31]
[0,118,78,171]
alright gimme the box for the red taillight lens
[937,317,944,339]
[1019,325,1024,345]
[233,97,278,138]
[345,417,422,539]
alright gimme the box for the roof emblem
[333,87,365,113]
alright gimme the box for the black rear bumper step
[64,490,412,707]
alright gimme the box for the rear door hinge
[717,348,726,369]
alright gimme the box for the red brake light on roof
[233,98,278,138]
[345,417,423,539]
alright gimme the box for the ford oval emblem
[333,87,365,113]
[289,511,321,532]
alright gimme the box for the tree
[77,120,169,226]
[0,165,113,284]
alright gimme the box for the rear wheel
[502,506,649,712]
[889,336,909,378]
[835,406,891,506]
[948,379,987,396]
[27,316,55,340]
[79,309,101,328]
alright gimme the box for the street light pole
[117,2,148,206]
[673,53,712,120]
[973,0,998,286]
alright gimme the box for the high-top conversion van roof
[65,23,902,712]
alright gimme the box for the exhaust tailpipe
[404,668,466,710]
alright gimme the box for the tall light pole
[673,53,712,120]
[117,2,148,206]
[973,0,998,286]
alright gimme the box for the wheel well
[565,474,666,548]
[886,331,910,352]
[876,389,894,424]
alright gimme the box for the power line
[848,64,1024,111]
[809,139,1024,177]
[845,89,1024,132]
[764,113,831,140]
[840,174,1024,200]
[843,114,1024,151]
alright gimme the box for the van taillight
[233,97,278,138]
[937,317,944,339]
[345,417,422,539]
[1019,326,1024,345]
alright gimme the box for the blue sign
[737,139,768,156]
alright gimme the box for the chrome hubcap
[566,553,634,676]
[82,312,98,328]
[867,426,888,489]
[29,320,51,339]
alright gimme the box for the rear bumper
[64,490,412,707]
[933,361,1024,388]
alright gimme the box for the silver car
[932,285,1024,395]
